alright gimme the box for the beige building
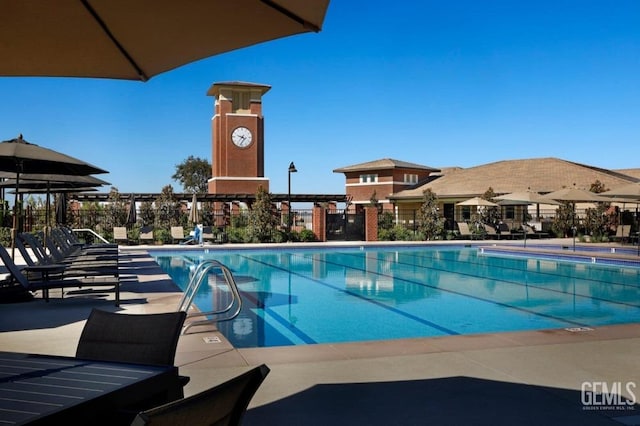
[334,157,640,231]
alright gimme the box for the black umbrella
[55,193,67,225]
[0,134,108,256]
[126,193,137,225]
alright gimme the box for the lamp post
[287,161,297,236]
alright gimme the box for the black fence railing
[0,206,315,246]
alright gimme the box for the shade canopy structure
[456,197,498,207]
[0,0,331,82]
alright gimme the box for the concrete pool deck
[1,239,639,425]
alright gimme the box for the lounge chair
[497,223,514,239]
[139,226,154,244]
[113,226,129,245]
[612,225,631,244]
[171,226,189,244]
[202,226,214,243]
[76,308,190,420]
[130,364,270,426]
[0,244,120,305]
[19,232,119,280]
[483,224,499,239]
[456,222,472,239]
[57,226,118,250]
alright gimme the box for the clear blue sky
[1,1,638,197]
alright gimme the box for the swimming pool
[152,245,640,348]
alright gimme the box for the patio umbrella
[55,193,67,225]
[1,177,107,228]
[600,183,640,255]
[0,134,108,256]
[600,182,640,199]
[495,190,561,205]
[188,193,200,225]
[494,191,560,247]
[0,0,331,82]
[126,193,137,225]
[541,187,610,251]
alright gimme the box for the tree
[246,186,278,243]
[417,188,445,240]
[155,185,182,228]
[172,156,212,193]
[481,187,502,226]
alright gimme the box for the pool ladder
[178,259,242,334]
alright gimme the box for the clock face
[231,126,253,148]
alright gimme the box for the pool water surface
[152,245,640,348]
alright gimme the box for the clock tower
[207,81,271,194]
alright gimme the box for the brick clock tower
[207,81,271,195]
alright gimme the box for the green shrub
[298,229,317,242]
[226,227,247,243]
[156,228,172,244]
[0,227,11,247]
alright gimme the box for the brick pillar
[312,205,326,242]
[364,206,378,241]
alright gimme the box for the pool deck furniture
[131,364,270,426]
[0,351,181,425]
[0,243,120,305]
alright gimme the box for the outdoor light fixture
[287,162,297,236]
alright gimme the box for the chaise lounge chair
[171,226,190,244]
[0,244,120,305]
[139,226,154,244]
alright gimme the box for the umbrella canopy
[600,183,640,200]
[0,0,330,82]
[0,135,108,176]
[188,193,200,225]
[541,187,609,203]
[0,175,109,190]
[495,191,561,205]
[456,197,498,207]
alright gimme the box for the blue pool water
[152,245,640,348]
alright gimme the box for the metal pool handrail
[178,259,242,334]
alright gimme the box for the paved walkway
[1,242,639,425]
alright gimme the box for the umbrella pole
[11,171,20,258]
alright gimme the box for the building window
[360,174,378,183]
[505,206,515,219]
[404,174,418,184]
[462,206,471,221]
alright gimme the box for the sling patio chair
[130,364,270,426]
[139,226,154,245]
[76,309,190,419]
[0,244,120,305]
[171,226,190,244]
[113,226,130,245]
[19,233,120,280]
